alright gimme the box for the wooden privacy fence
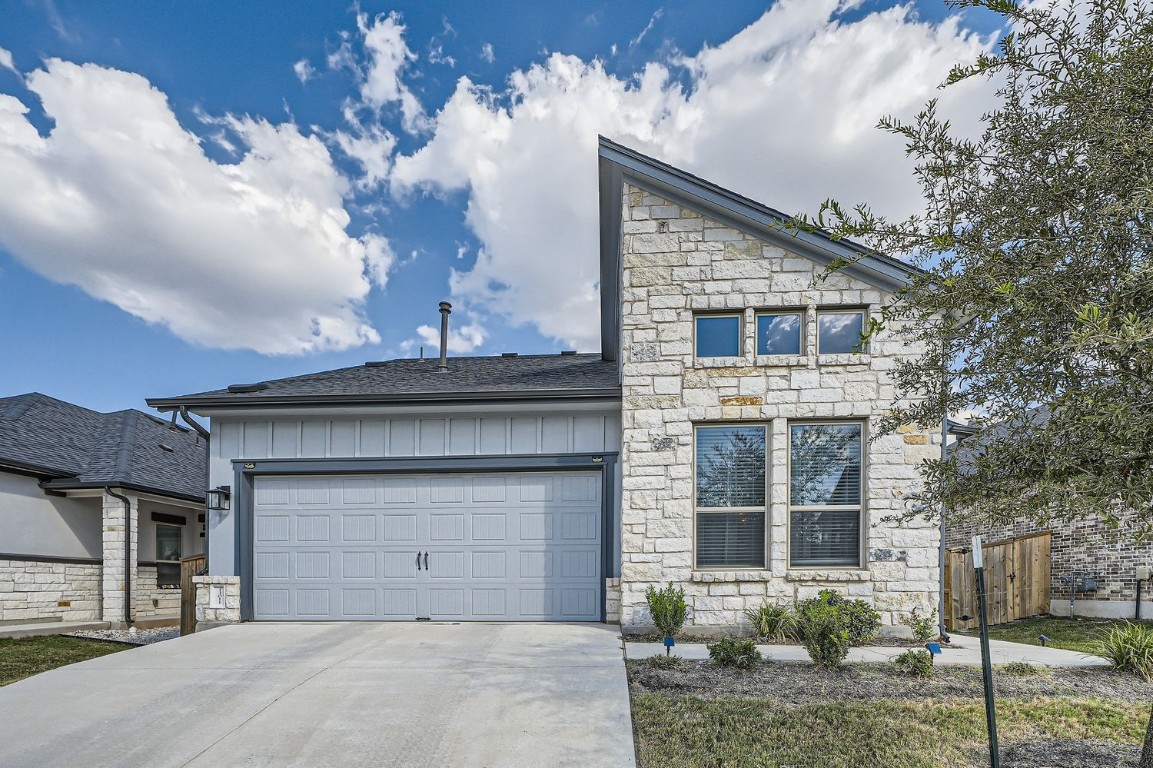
[944,532,1051,632]
[180,554,206,636]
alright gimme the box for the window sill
[752,355,809,367]
[785,569,870,582]
[816,354,870,366]
[693,356,749,369]
[691,570,776,583]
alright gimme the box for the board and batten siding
[207,408,623,575]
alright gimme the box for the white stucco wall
[0,471,102,558]
[616,184,939,632]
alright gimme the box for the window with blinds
[789,422,864,567]
[694,425,766,569]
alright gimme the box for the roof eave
[38,478,205,504]
[147,387,624,412]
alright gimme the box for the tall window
[817,310,866,354]
[789,423,863,567]
[695,425,766,568]
[695,314,742,358]
[156,524,182,588]
[755,312,803,355]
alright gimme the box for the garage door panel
[296,515,331,542]
[341,551,376,579]
[471,551,506,579]
[253,472,601,621]
[295,552,330,579]
[430,514,464,541]
[341,589,376,616]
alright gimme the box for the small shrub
[744,601,796,643]
[645,582,687,638]
[900,607,939,643]
[646,654,683,670]
[707,637,762,668]
[795,602,851,667]
[893,649,934,677]
[797,590,880,646]
[1000,661,1046,677]
[1097,621,1153,680]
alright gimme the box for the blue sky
[0,1,1002,414]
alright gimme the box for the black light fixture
[206,485,231,511]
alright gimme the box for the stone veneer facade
[193,575,242,628]
[0,559,102,622]
[616,185,939,633]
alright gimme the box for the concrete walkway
[0,620,110,639]
[0,622,636,768]
[626,635,1110,667]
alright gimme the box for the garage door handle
[423,552,429,571]
[416,552,422,571]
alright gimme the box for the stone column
[101,490,138,628]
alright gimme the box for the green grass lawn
[0,635,128,686]
[956,615,1153,655]
[632,695,1146,768]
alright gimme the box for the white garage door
[251,472,603,621]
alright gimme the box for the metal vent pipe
[438,302,452,373]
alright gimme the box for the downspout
[178,407,211,570]
[104,487,134,627]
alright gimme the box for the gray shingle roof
[148,353,621,410]
[0,393,206,501]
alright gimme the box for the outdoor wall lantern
[206,485,231,512]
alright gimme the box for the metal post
[973,535,1000,767]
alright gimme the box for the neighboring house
[945,510,1153,620]
[147,138,939,633]
[0,393,206,627]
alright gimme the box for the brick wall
[946,510,1153,618]
[617,185,937,634]
[0,560,102,622]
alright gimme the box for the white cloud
[0,47,16,75]
[413,320,487,354]
[293,58,315,83]
[356,11,428,134]
[480,43,495,64]
[0,59,390,354]
[390,0,995,350]
[630,8,665,48]
[331,121,397,189]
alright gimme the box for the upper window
[694,425,766,569]
[788,422,863,567]
[156,524,182,588]
[817,310,866,355]
[755,312,803,356]
[695,315,742,358]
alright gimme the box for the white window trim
[786,420,866,569]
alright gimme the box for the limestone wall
[133,565,181,619]
[0,559,102,622]
[617,185,938,633]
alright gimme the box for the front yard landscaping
[0,635,127,686]
[954,615,1153,655]
[627,658,1151,767]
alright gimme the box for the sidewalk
[625,634,1110,668]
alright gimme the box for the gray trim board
[0,553,102,565]
[151,388,620,412]
[233,453,620,623]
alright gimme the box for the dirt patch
[1001,738,1139,767]
[626,658,1153,705]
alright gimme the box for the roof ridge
[113,411,140,484]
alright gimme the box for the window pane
[695,315,741,357]
[696,426,766,507]
[818,311,865,354]
[156,525,182,562]
[790,510,860,566]
[756,314,802,355]
[697,512,765,568]
[157,562,180,589]
[790,424,862,506]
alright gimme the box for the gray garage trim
[232,454,619,622]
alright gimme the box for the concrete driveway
[0,622,636,768]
